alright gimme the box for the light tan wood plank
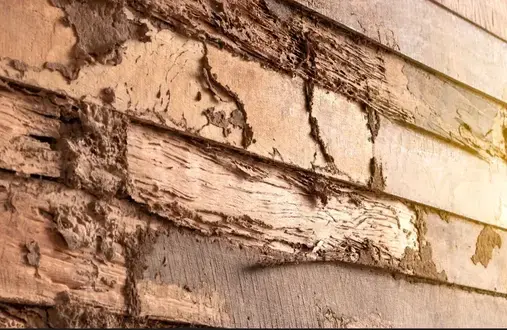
[127,123,417,262]
[0,0,505,164]
[425,210,507,295]
[432,0,507,42]
[376,118,507,228]
[289,0,507,103]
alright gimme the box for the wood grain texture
[289,0,507,103]
[3,174,507,327]
[127,123,417,262]
[0,174,127,310]
[1,89,507,302]
[0,0,505,164]
[140,227,507,328]
[432,0,507,42]
[0,88,61,177]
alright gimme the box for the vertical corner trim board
[289,0,507,104]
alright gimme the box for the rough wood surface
[2,85,507,297]
[0,88,61,178]
[1,174,507,327]
[127,123,417,262]
[289,0,507,103]
[432,0,507,42]
[1,0,505,164]
[1,53,507,230]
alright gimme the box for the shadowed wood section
[289,0,507,103]
[0,88,61,177]
[432,0,507,42]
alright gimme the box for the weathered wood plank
[2,0,507,229]
[432,0,507,42]
[2,174,507,327]
[0,0,505,164]
[0,172,195,323]
[376,119,507,229]
[127,123,417,262]
[289,0,507,103]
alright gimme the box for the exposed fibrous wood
[289,0,507,104]
[1,173,507,327]
[0,0,505,165]
[0,88,61,178]
[1,85,507,298]
[432,0,507,42]
[2,43,507,232]
[127,123,417,262]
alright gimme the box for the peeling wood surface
[2,86,507,297]
[0,89,61,177]
[1,0,505,164]
[432,0,507,42]
[127,123,417,261]
[1,174,507,327]
[0,174,128,310]
[290,0,507,103]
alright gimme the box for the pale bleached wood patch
[432,0,507,42]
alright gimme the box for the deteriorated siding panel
[1,0,507,327]
[1,0,507,229]
[290,0,507,103]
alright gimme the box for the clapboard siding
[0,0,505,163]
[2,85,507,297]
[432,0,507,42]
[1,174,507,327]
[289,0,507,103]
